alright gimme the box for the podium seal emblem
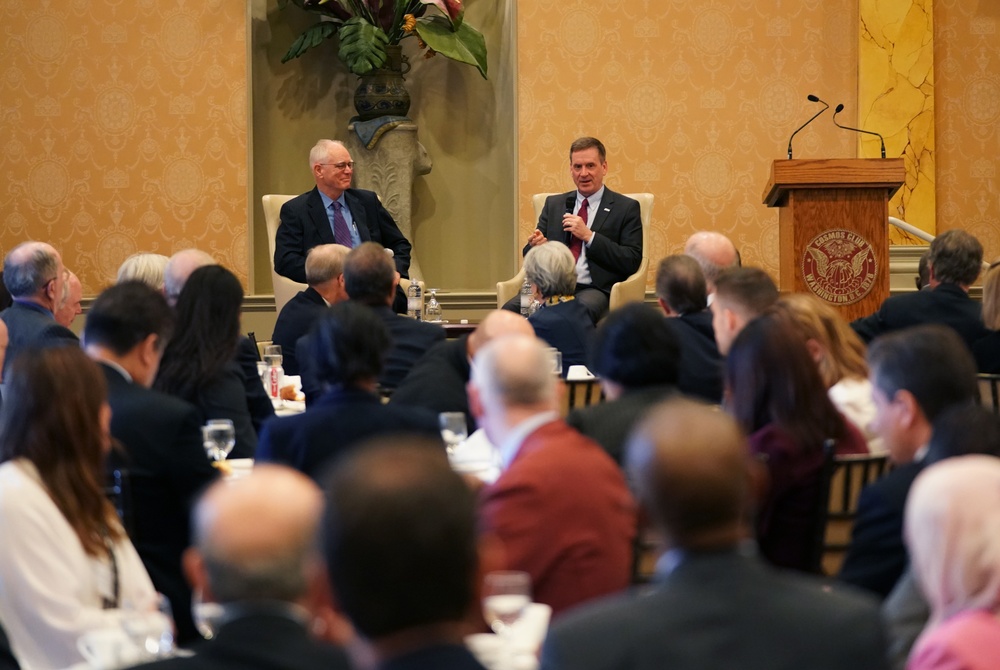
[801,229,877,305]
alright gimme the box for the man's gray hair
[524,243,576,298]
[309,139,347,169]
[305,244,350,286]
[3,242,59,298]
[928,229,983,286]
[164,249,215,303]
[471,334,556,409]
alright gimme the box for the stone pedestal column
[346,120,432,280]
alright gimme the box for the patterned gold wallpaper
[0,0,248,294]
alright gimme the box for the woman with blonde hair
[116,252,170,292]
[972,261,1000,373]
[0,347,167,669]
[773,293,880,452]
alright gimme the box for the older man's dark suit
[257,386,441,481]
[664,310,723,404]
[528,300,595,372]
[524,189,642,294]
[0,300,78,378]
[541,549,888,670]
[567,385,675,465]
[271,287,327,376]
[390,336,474,432]
[132,611,350,670]
[100,364,218,644]
[851,283,988,349]
[274,187,411,284]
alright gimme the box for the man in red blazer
[469,334,635,617]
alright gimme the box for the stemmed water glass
[202,419,236,463]
[439,412,468,456]
[482,570,531,637]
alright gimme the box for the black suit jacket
[257,386,442,481]
[851,283,988,349]
[271,287,327,376]
[274,187,411,283]
[542,549,888,670]
[0,300,78,378]
[236,336,276,435]
[972,330,1000,373]
[380,644,487,670]
[664,310,724,404]
[529,300,595,372]
[101,364,218,644]
[566,385,675,465]
[389,336,474,432]
[132,610,350,670]
[837,461,924,598]
[524,189,643,293]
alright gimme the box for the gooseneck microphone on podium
[786,95,830,159]
[833,104,887,158]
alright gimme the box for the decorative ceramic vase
[353,45,411,120]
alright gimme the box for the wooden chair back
[821,451,891,575]
[977,374,1000,414]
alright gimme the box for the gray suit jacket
[541,548,888,670]
[0,300,78,379]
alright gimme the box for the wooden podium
[762,158,905,321]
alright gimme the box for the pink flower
[420,0,463,24]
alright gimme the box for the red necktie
[570,198,588,261]
[331,201,354,248]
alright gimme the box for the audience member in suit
[54,269,83,329]
[852,230,988,349]
[471,335,635,616]
[274,140,411,312]
[775,293,882,452]
[915,250,932,291]
[155,266,258,459]
[566,303,679,465]
[0,241,78,380]
[726,313,867,572]
[272,244,350,375]
[521,137,642,323]
[259,301,441,482]
[83,282,219,644]
[683,230,740,298]
[654,254,723,403]
[524,242,595,374]
[838,325,979,599]
[541,397,888,670]
[133,465,351,670]
[117,252,170,292]
[300,242,444,398]
[391,310,535,434]
[164,249,274,434]
[0,273,11,312]
[709,266,778,356]
[881,404,1000,670]
[323,441,489,670]
[903,455,1000,670]
[972,261,1000,372]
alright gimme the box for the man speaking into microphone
[522,137,643,324]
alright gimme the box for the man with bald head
[684,231,739,297]
[471,334,634,616]
[164,248,216,307]
[54,270,83,328]
[391,310,535,432]
[138,465,351,670]
[541,398,888,670]
[0,241,77,379]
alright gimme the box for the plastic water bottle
[265,355,283,400]
[425,289,442,322]
[520,277,533,317]
[407,279,423,321]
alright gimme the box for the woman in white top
[773,293,882,453]
[0,347,165,669]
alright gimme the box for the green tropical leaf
[414,15,487,79]
[337,16,390,75]
[281,21,339,63]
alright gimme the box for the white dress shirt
[573,186,604,286]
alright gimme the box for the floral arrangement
[279,0,487,79]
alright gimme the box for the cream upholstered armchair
[496,193,654,312]
[262,194,418,315]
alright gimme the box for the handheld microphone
[833,104,887,158]
[786,95,830,159]
[564,195,576,245]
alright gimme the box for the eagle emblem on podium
[801,230,877,305]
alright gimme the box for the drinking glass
[439,412,468,456]
[263,344,282,358]
[547,348,563,376]
[482,571,531,636]
[425,289,443,322]
[202,419,236,462]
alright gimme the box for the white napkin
[448,429,500,484]
[566,365,595,381]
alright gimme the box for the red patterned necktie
[331,201,354,248]
[569,198,588,261]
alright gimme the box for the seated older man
[524,242,595,373]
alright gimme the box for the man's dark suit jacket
[390,336,474,433]
[271,287,327,376]
[851,283,988,349]
[529,300,595,373]
[972,330,1000,373]
[524,189,642,294]
[236,336,275,434]
[274,187,411,284]
[132,610,350,670]
[0,300,78,378]
[101,364,218,644]
[664,310,723,404]
[566,385,675,465]
[181,362,259,460]
[541,549,888,670]
[257,386,441,481]
[380,644,487,670]
[837,461,924,599]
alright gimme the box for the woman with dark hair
[154,265,257,458]
[0,348,166,669]
[725,312,866,572]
